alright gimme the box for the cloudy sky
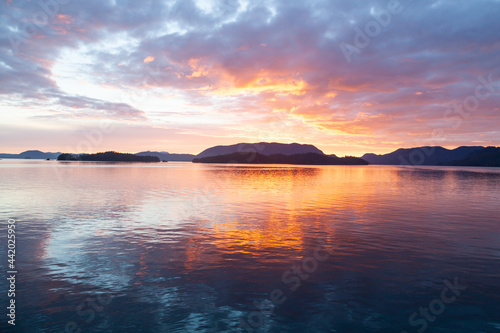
[1,0,499,156]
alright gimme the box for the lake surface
[1,160,499,332]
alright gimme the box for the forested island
[192,152,368,165]
[449,147,500,167]
[57,151,160,162]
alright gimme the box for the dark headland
[193,142,368,165]
[196,142,325,159]
[362,146,500,167]
[193,152,368,165]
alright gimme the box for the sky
[1,0,499,156]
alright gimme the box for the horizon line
[0,143,497,158]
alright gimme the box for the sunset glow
[1,0,499,156]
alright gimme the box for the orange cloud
[186,58,208,78]
[143,56,155,63]
[211,73,308,97]
[52,26,68,35]
[55,14,74,25]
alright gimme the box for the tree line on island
[57,152,160,162]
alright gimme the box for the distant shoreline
[1,143,499,167]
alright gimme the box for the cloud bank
[1,0,499,154]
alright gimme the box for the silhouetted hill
[0,150,62,159]
[362,146,484,165]
[197,142,325,158]
[193,152,368,165]
[450,147,500,167]
[135,151,195,161]
[58,151,160,162]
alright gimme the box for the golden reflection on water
[2,161,500,332]
[180,165,396,272]
[2,161,500,283]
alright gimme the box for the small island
[57,151,160,162]
[192,152,368,165]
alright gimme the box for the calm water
[0,160,499,333]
